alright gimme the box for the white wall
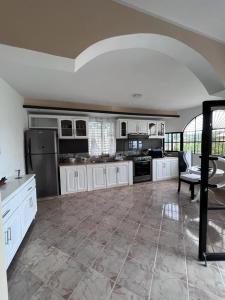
[166,105,202,133]
[0,78,27,178]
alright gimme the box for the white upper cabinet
[137,120,148,134]
[157,121,165,137]
[59,118,74,139]
[29,114,58,129]
[116,119,165,138]
[59,117,89,139]
[116,120,128,139]
[74,118,88,139]
[147,121,158,137]
[127,120,137,134]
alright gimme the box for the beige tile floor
[7,180,225,300]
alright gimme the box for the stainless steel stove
[132,156,152,183]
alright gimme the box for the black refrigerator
[25,130,59,198]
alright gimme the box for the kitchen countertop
[59,159,132,167]
[152,156,178,160]
[0,174,35,204]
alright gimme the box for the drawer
[2,178,36,224]
[21,178,36,201]
[2,193,22,224]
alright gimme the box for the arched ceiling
[0,0,225,86]
[75,34,224,95]
[0,38,219,111]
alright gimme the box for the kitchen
[1,1,225,299]
[25,113,178,197]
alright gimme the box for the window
[183,110,225,155]
[212,110,225,155]
[183,114,203,154]
[165,132,182,151]
[88,119,116,156]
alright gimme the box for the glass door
[74,119,88,138]
[148,122,157,136]
[59,119,74,139]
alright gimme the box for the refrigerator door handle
[28,138,33,171]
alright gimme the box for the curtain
[88,118,116,156]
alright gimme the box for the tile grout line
[182,205,190,300]
[106,211,142,300]
[147,205,164,300]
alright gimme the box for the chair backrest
[178,151,188,173]
[212,157,225,188]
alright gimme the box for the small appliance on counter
[148,149,164,159]
[0,177,7,186]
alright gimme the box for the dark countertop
[59,159,132,167]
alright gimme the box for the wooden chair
[177,151,200,199]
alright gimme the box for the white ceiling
[0,43,212,111]
[115,0,225,43]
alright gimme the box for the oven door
[133,160,152,182]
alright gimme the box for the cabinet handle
[4,231,8,245]
[27,186,32,192]
[8,227,11,241]
[29,197,33,207]
[2,209,10,219]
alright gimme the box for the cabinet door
[148,121,157,136]
[117,164,129,185]
[65,167,77,193]
[76,166,87,192]
[21,189,37,238]
[59,119,74,139]
[157,121,165,137]
[156,161,164,180]
[138,121,148,134]
[106,164,118,188]
[92,165,106,190]
[128,120,137,134]
[164,160,171,178]
[170,159,178,178]
[74,119,88,138]
[3,209,22,268]
[120,121,128,138]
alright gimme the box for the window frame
[183,110,225,156]
[164,132,183,152]
[88,119,116,156]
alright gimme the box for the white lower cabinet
[1,176,37,269]
[60,161,133,194]
[106,164,117,188]
[21,189,37,238]
[153,158,178,181]
[92,165,107,190]
[60,165,87,194]
[117,163,129,185]
[88,162,132,191]
[3,208,22,268]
